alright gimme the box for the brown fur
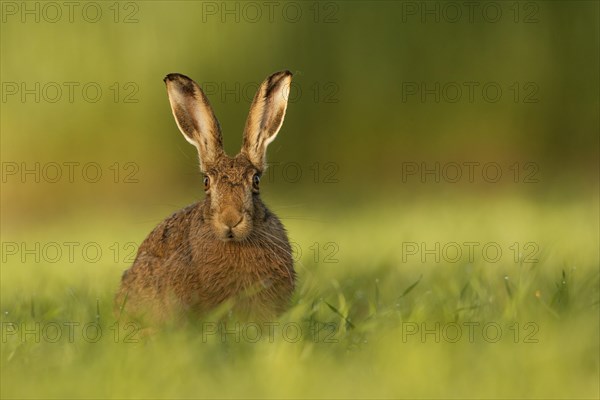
[115,71,295,325]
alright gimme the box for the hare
[115,71,295,324]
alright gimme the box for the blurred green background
[1,0,598,216]
[1,1,599,399]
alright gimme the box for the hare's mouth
[220,232,248,242]
[215,222,251,242]
[222,230,241,242]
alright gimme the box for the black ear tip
[270,70,293,81]
[164,73,193,84]
[164,73,177,83]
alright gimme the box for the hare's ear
[242,70,292,171]
[164,73,223,171]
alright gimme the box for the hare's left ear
[242,70,292,171]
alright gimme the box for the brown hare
[115,71,295,324]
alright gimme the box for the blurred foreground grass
[1,193,598,399]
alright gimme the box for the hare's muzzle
[216,206,247,241]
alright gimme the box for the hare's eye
[252,174,260,188]
[203,176,210,190]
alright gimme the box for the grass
[1,193,598,399]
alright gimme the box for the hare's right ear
[164,73,223,171]
[242,70,292,171]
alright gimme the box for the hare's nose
[220,208,244,229]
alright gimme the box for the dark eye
[203,176,210,190]
[252,173,260,189]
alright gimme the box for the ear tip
[271,70,293,81]
[164,73,193,84]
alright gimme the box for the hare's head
[164,71,292,242]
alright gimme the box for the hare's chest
[192,244,283,295]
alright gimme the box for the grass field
[1,192,598,399]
